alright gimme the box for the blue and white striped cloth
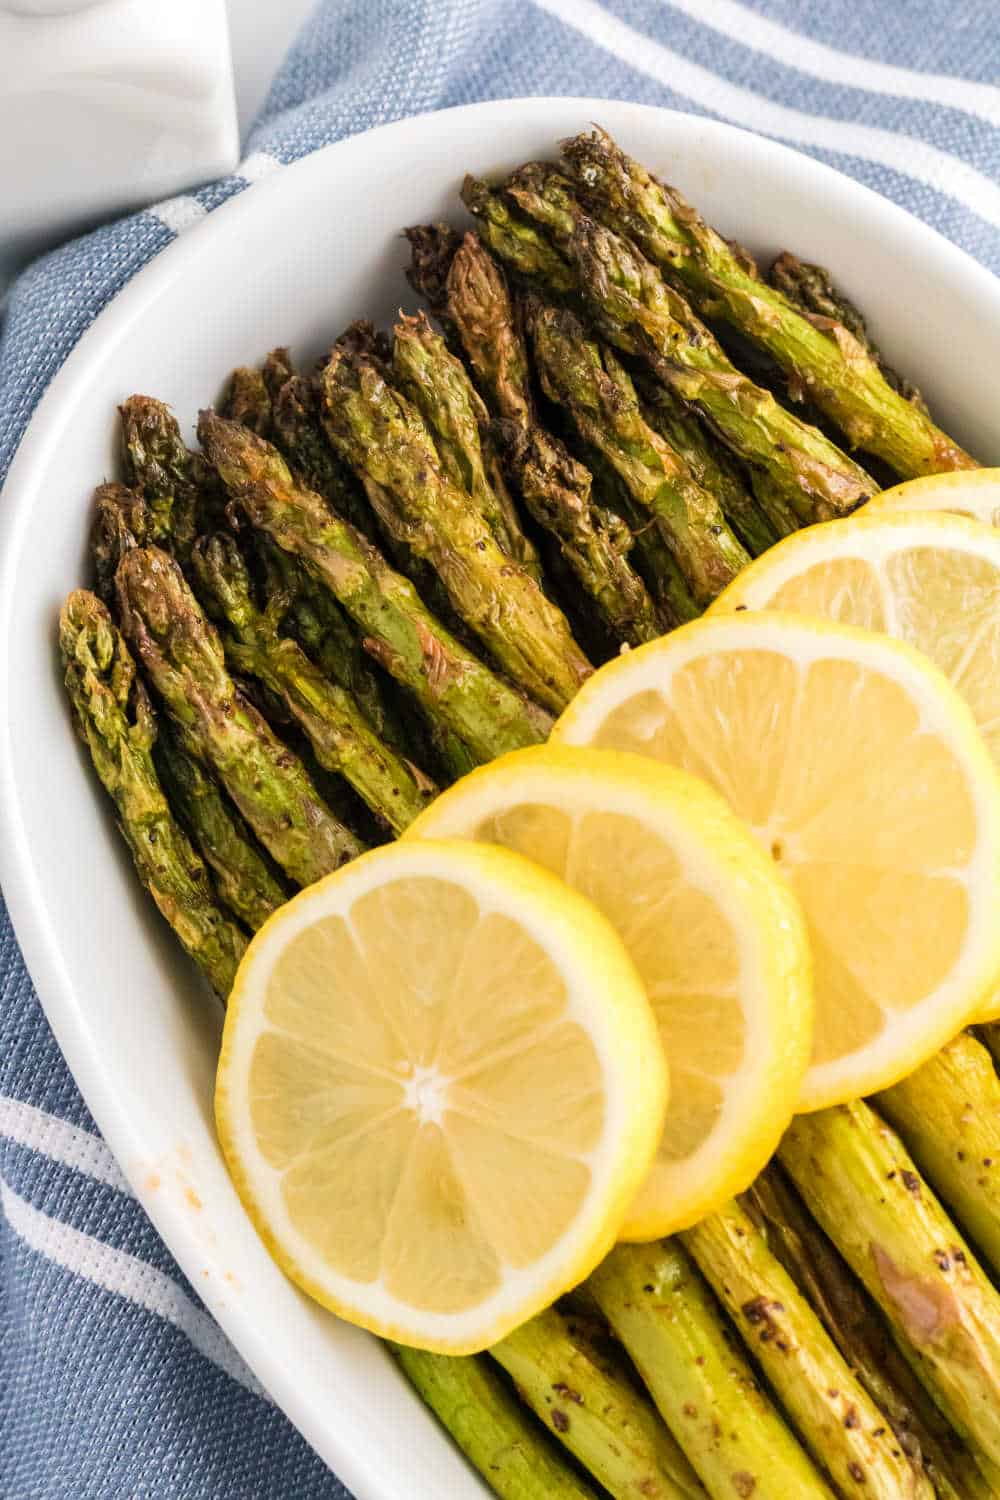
[1,3,998,1494]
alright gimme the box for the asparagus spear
[528,302,749,605]
[91,482,152,603]
[466,172,876,524]
[878,1032,1000,1279]
[768,251,927,412]
[682,1197,935,1498]
[198,411,552,761]
[422,229,668,647]
[748,1165,996,1500]
[153,717,288,931]
[260,346,294,402]
[60,590,247,996]
[390,1346,600,1500]
[116,545,362,885]
[119,395,224,557]
[190,533,436,835]
[780,1101,1000,1471]
[588,1242,835,1499]
[316,346,591,713]
[491,1305,706,1500]
[392,309,543,579]
[562,129,972,476]
[460,176,577,296]
[638,382,780,555]
[222,364,273,436]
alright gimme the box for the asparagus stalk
[316,346,591,713]
[491,1305,706,1499]
[198,411,552,761]
[59,591,247,996]
[562,129,972,476]
[190,533,436,835]
[91,482,152,603]
[878,1032,1000,1278]
[682,1198,935,1498]
[465,172,876,524]
[528,302,749,605]
[392,309,543,579]
[153,717,288,931]
[780,1100,1000,1471]
[638,382,780,554]
[424,229,668,647]
[459,176,577,296]
[768,252,927,412]
[260,346,295,402]
[390,1346,600,1500]
[747,1165,996,1500]
[116,545,363,885]
[119,395,224,557]
[588,1242,835,1499]
[222,364,273,436]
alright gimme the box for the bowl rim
[3,94,1000,1495]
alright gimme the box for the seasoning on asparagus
[878,1031,1000,1279]
[190,532,436,835]
[153,716,287,932]
[417,228,668,646]
[780,1100,1000,1471]
[198,411,552,761]
[682,1197,934,1498]
[638,381,780,555]
[392,309,543,579]
[562,129,971,476]
[116,545,363,885]
[529,301,749,605]
[316,345,591,713]
[747,1164,994,1500]
[390,1346,601,1500]
[466,171,877,524]
[491,1304,706,1499]
[589,1241,835,1500]
[60,590,247,996]
[120,393,228,555]
[222,364,273,436]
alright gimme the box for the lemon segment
[554,613,1000,1109]
[215,839,667,1353]
[867,468,1000,527]
[406,746,812,1238]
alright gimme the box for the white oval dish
[2,98,1000,1499]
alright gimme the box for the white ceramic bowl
[2,98,1000,1499]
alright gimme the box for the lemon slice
[215,839,667,1353]
[868,468,1000,526]
[554,614,1000,1109]
[405,746,812,1238]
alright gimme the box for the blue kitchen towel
[1,2,999,1495]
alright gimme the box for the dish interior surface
[2,97,1000,1499]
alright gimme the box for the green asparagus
[467,170,877,524]
[198,411,552,761]
[562,129,971,476]
[747,1165,995,1500]
[780,1101,1000,1470]
[638,381,779,554]
[91,482,152,603]
[119,394,224,556]
[392,309,542,578]
[682,1197,934,1497]
[153,717,288,931]
[390,1346,600,1500]
[426,229,668,646]
[190,533,436,834]
[116,544,362,885]
[768,251,927,412]
[491,1305,706,1499]
[589,1241,834,1499]
[529,302,749,605]
[878,1032,1000,1278]
[60,590,247,996]
[316,345,591,712]
[222,364,273,436]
